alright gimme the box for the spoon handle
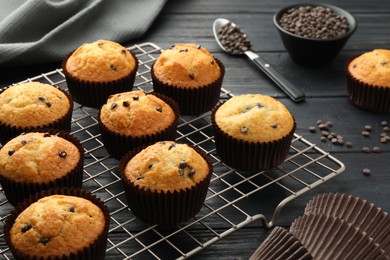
[245,51,305,102]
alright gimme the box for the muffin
[0,130,84,206]
[120,141,212,224]
[211,94,296,171]
[151,43,225,115]
[0,81,73,145]
[98,90,180,159]
[4,188,110,260]
[347,49,390,113]
[62,39,138,108]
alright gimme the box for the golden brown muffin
[0,132,80,183]
[347,49,390,113]
[120,141,213,224]
[153,43,221,88]
[151,43,225,115]
[0,130,84,206]
[65,39,137,82]
[62,39,138,108]
[98,91,180,160]
[9,194,106,258]
[124,141,209,192]
[0,82,73,144]
[212,94,296,171]
[100,90,176,136]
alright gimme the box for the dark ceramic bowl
[273,3,357,66]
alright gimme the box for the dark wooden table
[1,0,389,259]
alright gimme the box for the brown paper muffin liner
[290,213,387,260]
[0,129,84,206]
[119,143,213,225]
[98,92,180,160]
[304,192,390,256]
[211,102,296,172]
[151,58,225,115]
[3,187,110,260]
[62,50,138,108]
[249,226,312,260]
[346,59,390,113]
[0,86,73,145]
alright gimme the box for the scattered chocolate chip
[326,121,333,128]
[316,120,323,125]
[257,103,263,108]
[241,126,249,134]
[178,169,184,176]
[59,151,67,158]
[169,44,176,49]
[179,161,188,169]
[69,206,75,212]
[132,95,139,101]
[8,149,15,156]
[43,133,51,137]
[38,96,45,102]
[271,123,278,129]
[45,101,52,107]
[179,48,188,53]
[21,140,27,145]
[345,141,353,148]
[110,64,117,71]
[168,143,176,150]
[331,138,338,144]
[309,126,316,133]
[148,163,154,169]
[321,130,329,136]
[188,169,196,178]
[196,45,201,49]
[121,49,127,55]
[21,223,32,233]
[381,121,388,126]
[156,107,162,112]
[383,126,389,132]
[361,131,370,137]
[98,42,104,47]
[110,103,117,110]
[123,101,130,107]
[210,60,215,65]
[362,168,371,176]
[318,124,329,130]
[189,72,195,79]
[320,136,327,142]
[362,147,371,153]
[373,147,381,153]
[39,237,51,245]
[364,125,372,131]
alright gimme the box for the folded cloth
[0,0,167,66]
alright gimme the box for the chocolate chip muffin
[4,188,110,260]
[347,49,390,113]
[120,141,212,224]
[98,90,180,159]
[211,94,296,171]
[0,130,84,205]
[0,81,73,144]
[151,43,225,115]
[62,39,138,108]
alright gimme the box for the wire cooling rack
[0,42,345,259]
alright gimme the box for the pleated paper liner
[211,101,296,172]
[119,142,213,225]
[290,213,388,260]
[346,59,390,113]
[0,86,73,145]
[249,226,313,260]
[62,50,138,109]
[304,192,390,257]
[151,58,225,116]
[0,129,84,206]
[3,187,110,260]
[98,92,180,160]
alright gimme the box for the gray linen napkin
[0,0,167,66]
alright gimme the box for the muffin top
[214,94,295,143]
[0,132,80,183]
[65,39,137,82]
[124,141,210,192]
[100,90,176,136]
[153,43,221,88]
[348,49,390,88]
[0,82,71,128]
[10,195,105,258]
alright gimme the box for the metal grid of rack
[0,42,345,259]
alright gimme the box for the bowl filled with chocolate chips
[273,3,357,65]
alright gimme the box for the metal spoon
[213,18,305,102]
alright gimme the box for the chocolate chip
[179,48,188,52]
[168,143,176,150]
[196,45,201,49]
[179,161,188,169]
[59,151,67,158]
[121,49,127,55]
[383,126,389,132]
[110,103,117,110]
[69,206,75,212]
[110,64,117,71]
[309,126,316,133]
[189,72,195,79]
[210,60,215,65]
[345,141,353,148]
[98,42,104,47]
[316,120,323,125]
[257,103,263,108]
[136,175,143,180]
[320,136,327,142]
[381,121,388,126]
[39,237,51,245]
[326,121,333,128]
[38,96,45,102]
[321,130,329,136]
[156,107,162,112]
[21,140,27,145]
[271,123,278,129]
[241,126,249,134]
[43,133,51,137]
[169,44,176,49]
[21,223,32,233]
[362,147,371,153]
[8,149,15,156]
[218,22,252,54]
[148,163,154,169]
[132,95,139,101]
[373,147,381,153]
[362,168,371,176]
[380,137,388,143]
[45,101,52,107]
[178,169,184,176]
[123,101,130,107]
[364,125,372,131]
[188,169,196,178]
[361,131,370,137]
